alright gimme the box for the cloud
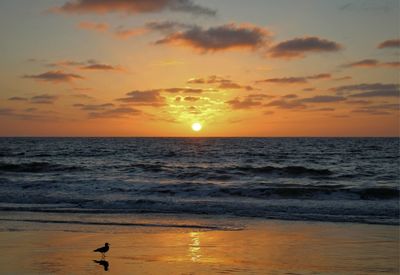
[23,70,84,83]
[162,87,205,94]
[155,23,270,52]
[89,107,141,118]
[332,83,399,93]
[46,60,86,67]
[344,59,400,68]
[73,103,114,111]
[187,77,206,84]
[218,81,254,90]
[256,73,331,84]
[0,108,36,120]
[9,94,58,104]
[72,102,140,118]
[299,95,346,103]
[352,103,399,116]
[264,99,306,109]
[226,93,272,110]
[78,21,109,32]
[187,106,201,114]
[257,77,308,84]
[187,75,254,90]
[352,109,391,115]
[145,21,193,33]
[349,90,399,98]
[183,96,199,102]
[346,100,371,105]
[0,108,14,115]
[339,1,397,12]
[307,73,331,80]
[282,94,298,99]
[71,93,95,100]
[54,0,216,16]
[377,39,400,49]
[0,107,62,121]
[114,27,147,39]
[8,97,28,101]
[226,97,263,110]
[80,63,124,71]
[117,90,166,106]
[46,59,124,72]
[332,83,400,98]
[268,36,342,59]
[333,76,352,81]
[30,94,58,104]
[264,93,346,110]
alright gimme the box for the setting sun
[192,123,202,132]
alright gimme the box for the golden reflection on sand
[188,232,201,262]
[0,220,398,274]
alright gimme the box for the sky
[0,0,399,137]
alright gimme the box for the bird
[93,243,110,257]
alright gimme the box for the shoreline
[0,213,398,274]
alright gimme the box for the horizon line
[0,136,398,138]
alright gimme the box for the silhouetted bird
[94,243,110,257]
[93,259,109,271]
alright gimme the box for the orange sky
[0,0,399,136]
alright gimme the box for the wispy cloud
[8,95,58,104]
[226,97,262,110]
[343,59,400,68]
[78,21,109,32]
[73,103,114,111]
[332,83,399,93]
[23,70,84,83]
[30,94,58,104]
[114,26,147,39]
[80,63,124,71]
[187,75,254,90]
[299,95,346,103]
[268,37,343,59]
[226,94,272,110]
[8,97,28,101]
[256,73,331,84]
[117,90,166,106]
[53,0,216,16]
[349,90,399,98]
[377,39,400,49]
[264,99,306,109]
[46,59,125,72]
[89,107,141,118]
[352,103,399,116]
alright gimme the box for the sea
[0,137,398,228]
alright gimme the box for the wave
[0,198,398,225]
[233,165,333,176]
[145,185,399,200]
[0,218,241,231]
[0,162,84,173]
[127,163,333,177]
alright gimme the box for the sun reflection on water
[189,232,201,262]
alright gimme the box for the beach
[0,212,398,274]
[0,138,398,274]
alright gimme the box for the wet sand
[0,217,398,274]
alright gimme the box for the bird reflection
[93,259,109,271]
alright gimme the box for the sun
[191,122,202,132]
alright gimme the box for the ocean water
[0,138,398,225]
